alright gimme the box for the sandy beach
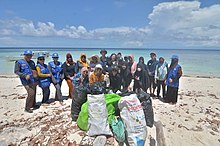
[0,75,220,146]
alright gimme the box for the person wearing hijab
[128,55,137,77]
[133,63,150,92]
[138,56,148,71]
[76,53,89,73]
[109,65,122,93]
[119,61,132,91]
[165,55,182,104]
[89,64,104,86]
[155,57,168,98]
[62,53,76,99]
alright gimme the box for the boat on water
[6,51,50,62]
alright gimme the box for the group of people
[14,49,182,113]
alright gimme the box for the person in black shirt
[62,53,76,99]
[109,65,122,93]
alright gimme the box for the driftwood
[154,121,166,146]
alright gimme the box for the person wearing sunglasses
[48,53,63,101]
[36,54,52,104]
[14,50,39,113]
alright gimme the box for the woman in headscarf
[62,53,76,99]
[128,55,137,77]
[133,63,150,92]
[165,55,182,104]
[119,61,132,92]
[76,53,89,73]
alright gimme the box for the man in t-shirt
[147,52,158,97]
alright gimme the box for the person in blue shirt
[14,50,39,113]
[36,54,51,104]
[165,55,182,104]
[48,53,63,101]
[147,52,159,97]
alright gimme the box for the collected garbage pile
[71,82,154,146]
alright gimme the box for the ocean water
[0,48,219,77]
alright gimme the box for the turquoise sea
[0,48,219,77]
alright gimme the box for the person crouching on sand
[36,54,52,104]
[89,64,104,86]
[14,50,39,113]
[165,55,182,104]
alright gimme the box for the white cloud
[148,1,220,47]
[1,1,220,48]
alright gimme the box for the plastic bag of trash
[90,81,106,95]
[77,94,122,131]
[87,94,112,136]
[118,94,147,146]
[111,117,125,143]
[71,85,88,121]
[137,91,154,127]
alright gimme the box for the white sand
[0,76,220,146]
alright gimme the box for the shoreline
[1,74,220,79]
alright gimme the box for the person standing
[76,53,89,74]
[109,65,122,93]
[147,52,158,97]
[62,53,76,99]
[48,53,63,101]
[155,57,168,98]
[100,49,108,68]
[14,50,39,113]
[36,55,51,104]
[165,55,182,104]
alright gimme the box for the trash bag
[137,91,154,128]
[118,94,147,146]
[71,85,88,121]
[90,81,106,95]
[77,94,122,131]
[111,117,125,143]
[87,94,112,136]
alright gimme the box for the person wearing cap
[36,54,52,104]
[89,64,104,86]
[165,55,182,104]
[147,52,159,97]
[48,53,63,101]
[62,53,76,99]
[14,50,39,113]
[100,49,108,68]
[155,57,168,98]
[109,65,122,93]
[76,53,89,74]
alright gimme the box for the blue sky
[0,0,220,49]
